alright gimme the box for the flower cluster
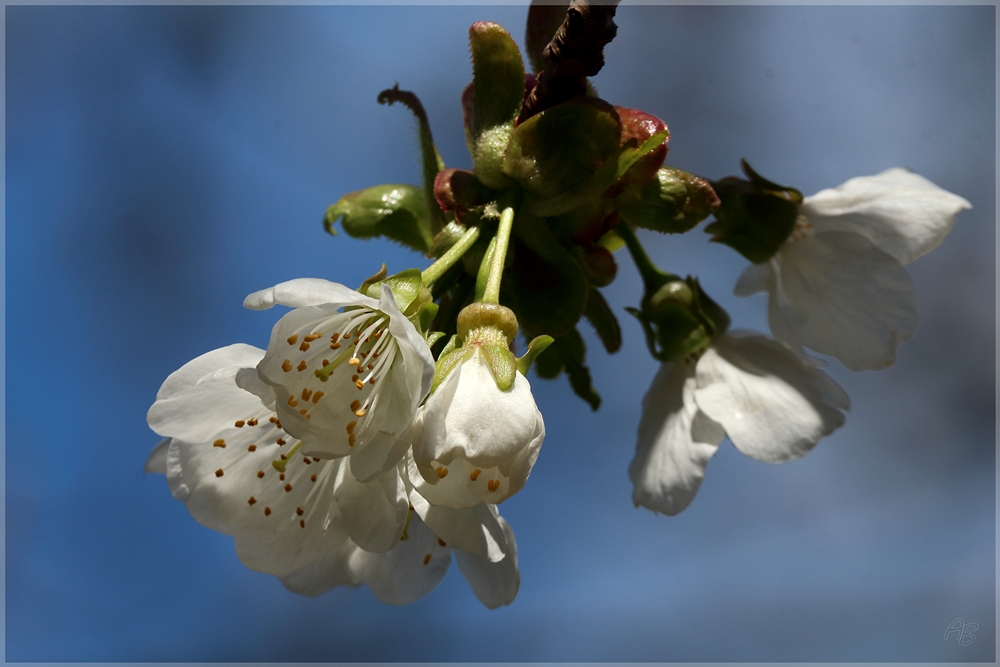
[146,4,971,606]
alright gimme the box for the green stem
[615,223,677,290]
[421,225,480,287]
[482,207,514,304]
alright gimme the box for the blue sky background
[5,4,995,662]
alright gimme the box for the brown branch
[519,0,621,123]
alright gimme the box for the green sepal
[517,335,554,374]
[326,184,433,252]
[509,210,589,337]
[630,276,730,363]
[364,267,424,313]
[415,301,440,337]
[426,331,446,348]
[689,277,730,338]
[534,329,600,411]
[377,85,447,235]
[530,130,670,218]
[705,159,802,263]
[480,343,517,392]
[617,167,720,235]
[502,98,622,202]
[431,336,468,393]
[469,22,526,189]
[582,287,621,354]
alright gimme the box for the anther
[343,332,352,339]
[215,469,224,477]
[346,421,357,434]
[257,471,265,478]
[330,342,341,350]
[349,358,360,366]
[350,400,361,412]
[297,361,307,372]
[435,466,449,479]
[284,483,293,493]
[248,497,257,506]
[470,469,482,481]
[355,380,364,390]
[264,507,271,516]
[312,457,321,462]
[287,396,298,407]
[213,439,226,448]
[354,408,366,417]
[310,474,317,482]
[296,507,304,515]
[423,553,432,566]
[330,333,340,343]
[276,438,286,446]
[301,388,312,401]
[487,479,500,492]
[279,454,287,461]
[312,391,324,403]
[235,420,245,428]
[279,473,285,481]
[351,374,359,383]
[299,341,310,352]
[304,332,322,342]
[348,434,356,447]
[299,519,305,528]
[299,409,308,416]
[321,359,330,367]
[287,334,298,345]
[247,419,258,426]
[303,457,311,464]
[369,377,375,385]
[437,538,446,547]
[247,444,257,452]
[282,359,292,372]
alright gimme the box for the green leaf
[377,86,447,235]
[502,97,622,203]
[582,287,621,354]
[468,22,526,190]
[533,329,600,410]
[617,167,720,235]
[326,184,433,252]
[508,210,589,337]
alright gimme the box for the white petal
[145,438,171,474]
[455,516,520,609]
[695,332,848,464]
[279,539,358,598]
[349,515,452,605]
[234,367,277,411]
[147,345,267,442]
[243,278,377,311]
[629,362,724,515]
[733,262,770,297]
[379,283,435,408]
[333,460,408,553]
[418,352,540,470]
[773,232,918,371]
[410,493,508,562]
[802,168,971,265]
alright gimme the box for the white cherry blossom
[630,331,849,515]
[735,168,970,371]
[244,278,435,482]
[409,350,545,509]
[146,344,520,607]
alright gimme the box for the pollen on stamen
[355,380,365,390]
[247,444,257,452]
[437,538,446,547]
[299,341,311,352]
[269,416,278,424]
[281,359,292,372]
[487,479,500,492]
[256,470,265,478]
[213,439,226,448]
[310,474,318,482]
[349,357,360,366]
[247,419,258,426]
[264,507,271,516]
[423,553,432,566]
[287,396,298,407]
[321,359,330,367]
[301,388,313,401]
[296,507,304,516]
[304,332,322,342]
[312,391,324,403]
[276,438,286,446]
[343,332,352,340]
[287,334,299,345]
[248,497,257,506]
[284,483,293,492]
[235,420,246,428]
[215,469,224,477]
[435,466,449,479]
[470,469,482,481]
[297,361,307,372]
[330,332,340,343]
[354,408,366,417]
[330,342,341,350]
